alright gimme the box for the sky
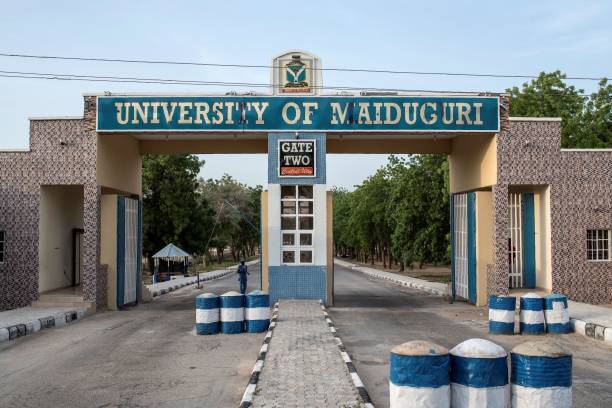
[0,1,610,189]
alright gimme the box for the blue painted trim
[522,193,536,289]
[220,295,245,308]
[268,265,327,304]
[519,322,545,334]
[389,353,450,388]
[489,295,516,310]
[196,322,220,335]
[136,199,142,304]
[450,194,456,300]
[511,354,572,388]
[246,320,270,333]
[546,323,571,334]
[221,321,244,334]
[520,297,544,311]
[467,192,477,304]
[116,196,125,308]
[544,294,567,309]
[489,321,515,335]
[450,355,508,388]
[196,294,220,309]
[246,293,270,308]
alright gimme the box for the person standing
[237,260,249,294]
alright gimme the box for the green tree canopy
[507,71,611,148]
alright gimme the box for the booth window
[587,229,610,261]
[0,230,5,264]
[281,185,314,265]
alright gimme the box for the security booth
[0,50,610,313]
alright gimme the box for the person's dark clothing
[237,264,249,294]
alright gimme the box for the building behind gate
[0,50,610,312]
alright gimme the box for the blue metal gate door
[117,196,141,307]
[452,192,476,303]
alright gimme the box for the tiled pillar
[490,183,509,295]
[266,133,328,304]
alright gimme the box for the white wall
[267,184,327,267]
[267,184,281,267]
[313,184,327,266]
[38,185,84,293]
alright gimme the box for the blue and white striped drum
[488,295,516,335]
[520,293,545,335]
[544,294,570,334]
[389,340,450,408]
[220,291,245,334]
[511,341,572,408]
[245,290,270,333]
[449,338,509,408]
[195,293,220,335]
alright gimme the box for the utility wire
[0,70,594,98]
[0,52,607,81]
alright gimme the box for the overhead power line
[0,52,608,82]
[0,69,594,98]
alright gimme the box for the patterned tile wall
[0,116,102,311]
[492,119,612,303]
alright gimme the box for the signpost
[97,95,500,133]
[278,140,316,177]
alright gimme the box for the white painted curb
[334,259,450,297]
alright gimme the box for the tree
[142,154,213,266]
[507,71,611,148]
[199,175,260,263]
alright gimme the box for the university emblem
[282,56,311,93]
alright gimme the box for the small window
[0,230,4,263]
[281,217,296,230]
[282,233,295,246]
[298,201,313,214]
[283,251,295,263]
[281,185,296,199]
[587,229,611,261]
[298,185,313,199]
[300,251,313,263]
[300,233,312,246]
[282,201,296,214]
[298,216,313,230]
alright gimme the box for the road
[329,262,612,408]
[0,264,263,408]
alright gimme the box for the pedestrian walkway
[252,300,362,408]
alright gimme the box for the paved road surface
[330,262,612,408]
[0,264,263,408]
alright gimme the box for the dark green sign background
[97,95,499,132]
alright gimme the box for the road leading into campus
[330,262,612,408]
[0,264,263,408]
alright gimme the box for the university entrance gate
[1,50,610,312]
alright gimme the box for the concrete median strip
[320,300,375,408]
[247,299,369,408]
[239,302,279,408]
[335,258,450,297]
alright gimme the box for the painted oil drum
[519,293,545,334]
[544,294,570,334]
[245,290,270,333]
[220,291,245,334]
[449,338,509,407]
[195,293,220,335]
[511,341,572,408]
[389,340,450,408]
[489,295,516,335]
